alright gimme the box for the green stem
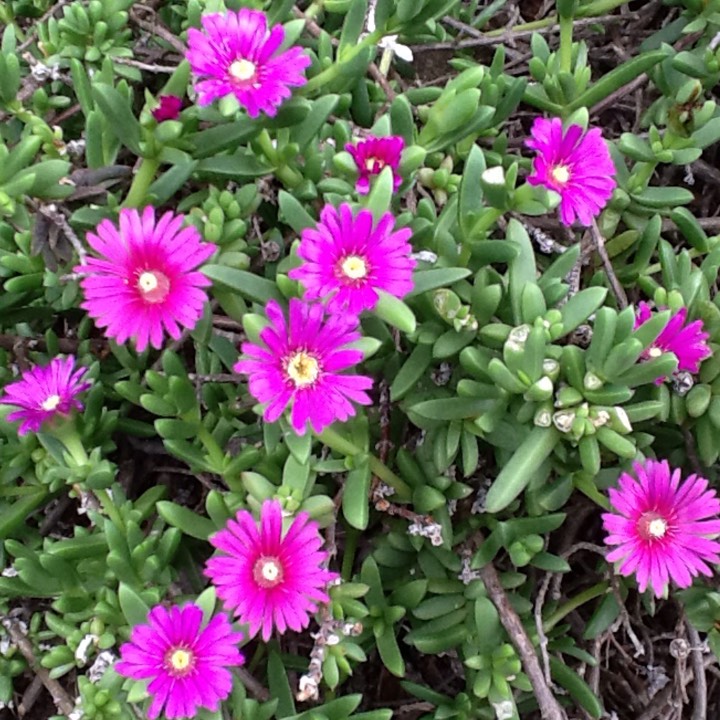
[51,423,89,466]
[543,582,609,632]
[628,161,658,193]
[301,30,384,95]
[558,14,573,74]
[479,0,629,40]
[94,488,125,531]
[122,157,160,208]
[197,425,226,473]
[341,525,359,581]
[317,427,411,500]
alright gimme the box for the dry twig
[479,559,568,720]
[1,618,75,716]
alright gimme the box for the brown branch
[236,667,270,701]
[589,219,628,309]
[2,619,75,716]
[0,333,107,355]
[129,6,187,54]
[686,624,707,720]
[479,560,568,720]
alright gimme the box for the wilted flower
[602,459,720,597]
[115,604,244,720]
[206,499,338,642]
[526,117,616,226]
[345,136,405,195]
[75,207,216,353]
[186,9,311,117]
[634,302,711,383]
[151,95,182,122]
[0,356,90,435]
[234,298,373,435]
[289,203,415,314]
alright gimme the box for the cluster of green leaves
[3,0,720,719]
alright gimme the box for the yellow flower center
[365,157,381,171]
[286,351,320,388]
[229,59,256,81]
[137,270,170,304]
[551,164,571,184]
[165,647,195,677]
[253,556,284,589]
[340,255,368,280]
[41,394,61,411]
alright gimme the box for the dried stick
[236,667,270,701]
[478,560,568,720]
[590,219,628,309]
[2,619,75,716]
[686,624,707,720]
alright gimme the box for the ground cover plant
[3,0,720,718]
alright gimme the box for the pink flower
[526,117,616,226]
[345,136,405,195]
[116,604,243,720]
[234,298,373,435]
[0,356,90,436]
[186,9,311,117]
[205,499,338,642]
[289,203,415,314]
[152,95,182,122]
[635,302,711,384]
[602,459,720,597]
[74,207,216,353]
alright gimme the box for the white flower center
[253,556,284,589]
[138,271,158,292]
[286,351,320,388]
[638,511,669,541]
[136,270,170,304]
[551,164,571,184]
[341,255,368,280]
[648,518,667,538]
[230,59,256,81]
[41,394,61,411]
[648,347,663,358]
[365,158,380,171]
[165,647,195,677]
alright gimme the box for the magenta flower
[116,604,243,720]
[526,117,616,226]
[635,302,711,383]
[0,356,90,436]
[186,9,311,117]
[74,207,216,353]
[206,499,338,642]
[289,203,415,315]
[234,298,373,435]
[152,95,182,122]
[602,459,720,597]
[346,136,405,195]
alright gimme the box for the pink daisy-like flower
[634,301,711,384]
[74,207,216,353]
[186,9,311,117]
[116,604,244,720]
[602,459,720,597]
[206,499,338,642]
[345,136,405,195]
[152,95,182,122]
[288,203,415,315]
[526,117,616,226]
[234,298,373,435]
[0,356,90,436]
